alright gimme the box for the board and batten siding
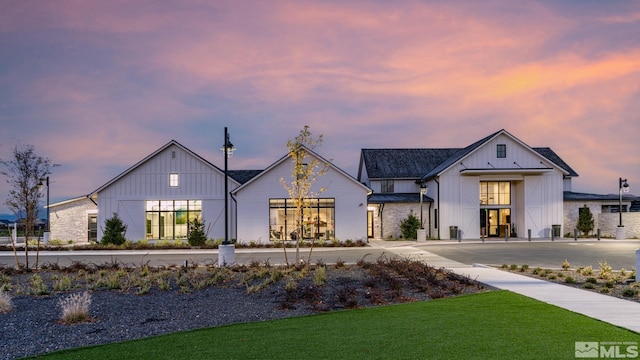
[235,152,370,244]
[96,144,238,241]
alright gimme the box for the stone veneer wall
[50,198,97,244]
[373,203,429,239]
[563,201,640,239]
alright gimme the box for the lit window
[497,144,506,158]
[169,173,179,187]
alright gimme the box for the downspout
[231,192,238,242]
[378,203,384,239]
[434,178,440,240]
[428,202,432,239]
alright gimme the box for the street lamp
[218,127,236,266]
[221,127,236,245]
[38,176,50,244]
[619,178,630,227]
[419,183,428,229]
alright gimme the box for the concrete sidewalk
[368,240,640,334]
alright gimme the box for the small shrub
[509,264,518,271]
[585,277,598,284]
[59,292,92,324]
[30,274,50,296]
[53,275,73,292]
[519,264,529,272]
[187,217,207,247]
[582,283,595,289]
[313,266,327,286]
[561,259,571,270]
[598,261,612,280]
[500,264,509,269]
[335,258,345,268]
[0,290,14,313]
[532,267,543,275]
[399,210,420,239]
[101,213,127,246]
[622,288,638,298]
[547,273,557,280]
[579,266,593,276]
[604,281,615,289]
[564,276,575,284]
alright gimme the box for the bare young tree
[0,144,53,269]
[279,125,328,265]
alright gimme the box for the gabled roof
[90,140,236,195]
[233,145,371,195]
[361,129,578,183]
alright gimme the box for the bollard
[505,232,508,242]
[574,228,578,241]
[528,229,531,242]
[597,228,601,241]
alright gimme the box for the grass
[34,291,638,360]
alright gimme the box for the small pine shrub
[101,213,127,246]
[561,260,570,270]
[622,288,638,298]
[187,217,207,247]
[585,277,598,284]
[509,264,518,271]
[520,264,529,272]
[547,274,557,280]
[399,210,420,239]
[59,292,92,324]
[582,283,595,289]
[600,287,611,294]
[532,267,543,275]
[564,276,575,284]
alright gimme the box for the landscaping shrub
[101,213,127,246]
[399,210,420,239]
[0,290,13,313]
[187,217,207,247]
[59,291,92,324]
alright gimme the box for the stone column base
[616,226,626,240]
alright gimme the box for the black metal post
[45,176,49,232]
[224,127,229,245]
[619,177,623,227]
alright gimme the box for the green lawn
[33,291,638,360]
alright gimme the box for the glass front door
[480,208,510,237]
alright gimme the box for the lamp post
[418,183,428,242]
[219,127,236,265]
[39,176,50,244]
[619,178,630,227]
[420,183,427,229]
[617,178,630,240]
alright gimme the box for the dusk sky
[1,0,639,215]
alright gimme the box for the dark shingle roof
[361,148,459,179]
[368,193,433,204]
[533,148,579,177]
[564,191,637,202]
[362,130,578,182]
[228,170,263,184]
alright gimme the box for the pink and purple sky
[1,0,639,214]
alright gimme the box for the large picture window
[146,200,201,240]
[480,181,511,205]
[269,198,335,241]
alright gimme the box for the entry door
[367,210,374,238]
[88,214,98,242]
[480,209,511,237]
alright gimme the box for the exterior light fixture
[219,127,236,266]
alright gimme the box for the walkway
[368,239,640,334]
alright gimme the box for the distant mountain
[0,213,16,221]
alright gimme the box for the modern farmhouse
[359,129,579,240]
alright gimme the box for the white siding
[96,143,238,241]
[236,152,369,244]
